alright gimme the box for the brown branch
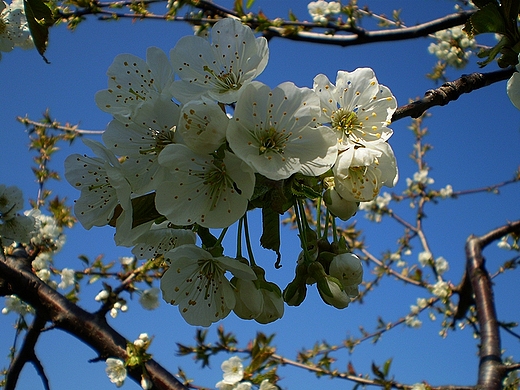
[264,11,474,46]
[393,68,516,122]
[0,247,188,390]
[5,313,49,390]
[465,220,520,390]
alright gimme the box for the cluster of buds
[284,234,363,309]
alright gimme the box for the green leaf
[246,0,255,8]
[465,2,507,37]
[472,0,498,8]
[24,0,54,63]
[382,358,392,377]
[260,207,281,264]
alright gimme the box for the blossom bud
[323,187,359,221]
[317,275,351,309]
[329,253,363,289]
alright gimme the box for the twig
[17,116,104,135]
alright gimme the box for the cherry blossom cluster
[65,18,398,326]
[427,26,476,69]
[0,0,33,60]
[307,0,341,23]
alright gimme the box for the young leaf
[24,0,54,63]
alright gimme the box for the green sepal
[24,0,54,63]
[289,174,322,199]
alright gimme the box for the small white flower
[317,275,351,309]
[37,269,51,282]
[156,144,255,228]
[170,18,269,104]
[138,333,149,341]
[439,184,453,198]
[405,315,422,328]
[139,288,160,310]
[235,383,253,390]
[418,251,432,267]
[412,169,434,185]
[119,256,134,266]
[308,1,340,23]
[227,81,338,180]
[2,295,33,315]
[411,384,427,390]
[497,236,512,250]
[431,280,450,299]
[58,268,75,290]
[221,356,244,385]
[434,256,449,275]
[105,358,127,387]
[417,298,428,309]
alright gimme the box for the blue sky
[1,1,520,389]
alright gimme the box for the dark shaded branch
[0,247,188,390]
[5,313,49,390]
[392,68,516,122]
[465,220,520,390]
[264,11,474,46]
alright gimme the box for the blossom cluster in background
[0,0,33,60]
[427,27,476,69]
[64,17,399,326]
[216,356,277,390]
[307,0,341,23]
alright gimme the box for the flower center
[140,126,176,155]
[197,258,225,298]
[197,159,236,210]
[331,108,361,138]
[257,127,290,156]
[203,65,242,93]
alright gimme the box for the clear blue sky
[1,1,520,389]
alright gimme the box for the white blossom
[95,290,110,302]
[160,245,256,326]
[0,0,33,60]
[439,184,453,198]
[58,268,76,290]
[105,358,127,387]
[431,280,450,299]
[2,295,33,315]
[434,256,449,275]
[428,27,476,68]
[227,81,338,180]
[170,18,268,104]
[323,186,359,221]
[329,253,363,295]
[156,144,255,229]
[313,68,396,146]
[141,375,152,390]
[418,251,432,267]
[221,356,244,385]
[308,1,341,23]
[259,379,277,390]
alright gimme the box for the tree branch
[465,220,520,390]
[0,247,188,390]
[264,11,474,46]
[393,68,516,122]
[5,313,49,390]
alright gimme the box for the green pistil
[331,108,361,137]
[203,65,242,93]
[196,160,234,211]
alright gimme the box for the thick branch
[0,247,188,390]
[465,220,520,390]
[392,68,516,122]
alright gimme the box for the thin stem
[242,213,256,266]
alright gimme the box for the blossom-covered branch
[0,248,188,390]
